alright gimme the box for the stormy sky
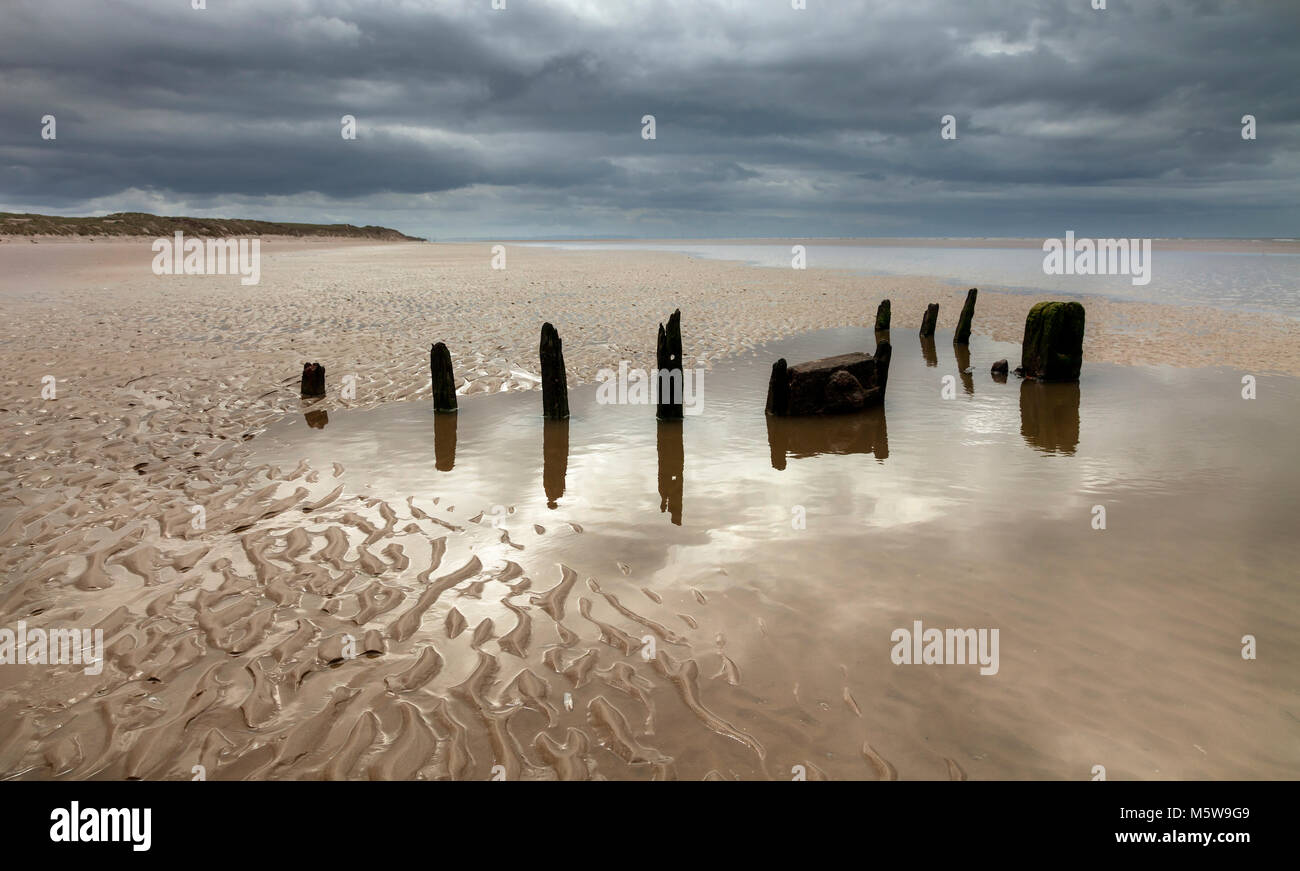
[1,0,1296,239]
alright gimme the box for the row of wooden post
[874,288,977,343]
[301,292,977,405]
[302,310,687,421]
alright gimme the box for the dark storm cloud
[1,0,1296,237]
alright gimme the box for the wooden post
[430,342,457,413]
[954,287,977,344]
[875,299,891,331]
[919,303,939,338]
[1020,301,1086,382]
[656,309,683,420]
[301,362,326,398]
[540,322,569,420]
[765,358,789,415]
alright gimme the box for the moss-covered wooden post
[875,299,891,331]
[1019,301,1085,381]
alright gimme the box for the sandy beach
[1,237,1296,780]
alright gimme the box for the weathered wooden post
[919,303,939,338]
[301,362,326,398]
[765,346,890,416]
[954,288,977,344]
[430,342,457,413]
[656,309,683,420]
[765,358,789,416]
[540,322,569,420]
[875,299,891,331]
[1019,301,1085,381]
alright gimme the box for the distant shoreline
[510,237,1300,254]
[0,211,424,241]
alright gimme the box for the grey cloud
[1,0,1296,238]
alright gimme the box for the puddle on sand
[251,326,1300,779]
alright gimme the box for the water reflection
[1020,380,1081,454]
[920,335,938,367]
[434,412,457,471]
[304,410,329,429]
[766,406,889,469]
[656,420,684,525]
[542,419,569,509]
[954,344,974,395]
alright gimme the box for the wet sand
[0,239,1296,780]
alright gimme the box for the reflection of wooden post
[301,362,326,397]
[875,339,892,393]
[543,419,569,509]
[430,342,457,413]
[920,335,938,367]
[954,288,977,344]
[540,322,569,420]
[954,342,973,395]
[765,406,889,469]
[656,420,684,525]
[1020,381,1081,454]
[919,303,939,337]
[875,299,891,331]
[765,414,788,471]
[434,411,457,471]
[656,309,683,420]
